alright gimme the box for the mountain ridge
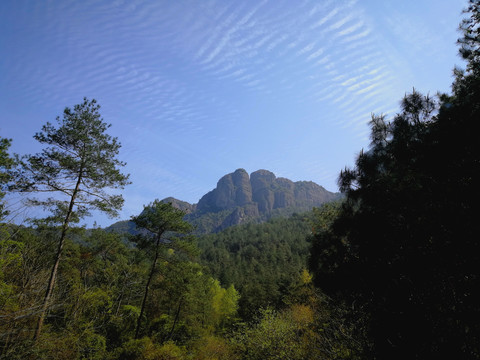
[108,169,341,234]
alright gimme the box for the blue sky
[0,0,467,226]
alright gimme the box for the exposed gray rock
[189,169,340,232]
[197,168,252,212]
[107,169,341,234]
[161,197,196,213]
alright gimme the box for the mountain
[188,169,340,232]
[107,169,340,234]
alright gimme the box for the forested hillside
[0,99,349,359]
[196,212,317,319]
[0,205,353,359]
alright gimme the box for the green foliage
[0,226,54,355]
[0,136,15,219]
[132,201,192,237]
[3,4,477,357]
[15,98,131,341]
[458,0,480,70]
[0,235,23,313]
[230,303,332,360]
[232,308,304,360]
[191,335,237,360]
[34,325,107,360]
[210,280,240,329]
[2,171,346,359]
[141,260,239,344]
[197,212,315,319]
[18,98,130,219]
[131,200,194,339]
[114,338,187,360]
[309,4,480,357]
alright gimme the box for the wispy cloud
[310,8,339,29]
[1,0,462,223]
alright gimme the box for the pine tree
[0,136,15,220]
[309,2,480,357]
[132,200,192,339]
[18,98,130,341]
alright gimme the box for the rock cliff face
[197,169,252,212]
[161,197,196,213]
[107,169,341,234]
[188,169,340,232]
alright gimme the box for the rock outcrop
[197,169,252,212]
[188,169,340,232]
[107,169,341,234]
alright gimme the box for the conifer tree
[309,2,480,357]
[0,136,15,220]
[132,200,193,339]
[18,98,130,341]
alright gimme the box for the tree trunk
[33,171,82,341]
[167,298,183,342]
[135,234,162,339]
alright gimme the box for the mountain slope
[107,169,340,234]
[196,212,316,319]
[187,169,340,232]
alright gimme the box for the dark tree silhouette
[309,2,480,358]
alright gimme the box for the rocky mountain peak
[197,168,252,212]
[191,169,340,231]
[108,169,340,234]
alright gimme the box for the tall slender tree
[18,98,130,341]
[131,200,192,339]
[0,136,15,220]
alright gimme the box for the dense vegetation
[0,211,355,359]
[196,212,316,319]
[0,89,351,360]
[309,2,480,358]
[1,1,479,358]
